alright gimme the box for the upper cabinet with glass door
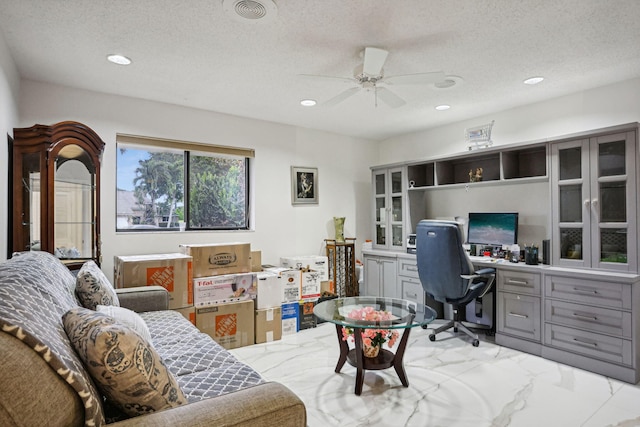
[551,129,637,272]
[10,121,105,270]
[372,166,405,251]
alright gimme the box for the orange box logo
[215,313,237,337]
[302,302,314,315]
[147,266,174,291]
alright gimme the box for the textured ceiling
[1,0,639,141]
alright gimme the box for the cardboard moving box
[114,253,193,309]
[255,307,282,344]
[196,300,255,349]
[173,306,196,325]
[180,242,251,278]
[280,255,329,281]
[255,272,284,309]
[193,273,257,306]
[281,302,299,336]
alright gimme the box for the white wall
[0,34,20,261]
[16,80,377,281]
[378,78,640,164]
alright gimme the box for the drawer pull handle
[572,313,598,321]
[508,312,528,319]
[507,280,529,286]
[406,266,418,272]
[572,287,598,295]
[573,337,598,347]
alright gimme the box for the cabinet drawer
[544,276,631,309]
[545,300,631,338]
[497,292,541,341]
[498,270,541,296]
[398,258,419,279]
[544,323,632,366]
[400,277,427,313]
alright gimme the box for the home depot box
[255,307,282,344]
[114,253,193,310]
[195,300,254,349]
[193,273,257,306]
[298,299,317,330]
[281,302,299,336]
[173,306,196,325]
[280,255,329,281]
[180,242,251,278]
[255,272,284,309]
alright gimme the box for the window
[116,134,253,231]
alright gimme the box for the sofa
[0,251,306,426]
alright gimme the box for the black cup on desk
[525,246,539,265]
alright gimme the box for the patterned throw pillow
[96,305,153,343]
[76,261,120,310]
[63,307,187,417]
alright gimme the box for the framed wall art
[291,166,318,205]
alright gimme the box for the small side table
[314,296,436,395]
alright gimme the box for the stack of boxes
[114,248,331,348]
[273,255,329,335]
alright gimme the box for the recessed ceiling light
[300,99,317,107]
[435,104,451,111]
[107,54,132,65]
[524,76,544,85]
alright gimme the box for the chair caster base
[472,339,480,347]
[429,334,436,342]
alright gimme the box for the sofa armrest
[115,286,169,312]
[110,382,306,427]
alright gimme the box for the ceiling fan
[301,47,446,108]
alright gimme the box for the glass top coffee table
[314,296,436,395]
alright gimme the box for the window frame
[116,134,254,232]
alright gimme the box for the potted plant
[341,306,400,358]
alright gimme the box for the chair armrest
[110,382,307,427]
[115,286,169,312]
[474,267,496,276]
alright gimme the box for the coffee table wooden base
[333,324,412,395]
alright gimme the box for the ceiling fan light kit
[302,46,454,109]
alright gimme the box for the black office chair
[416,220,495,347]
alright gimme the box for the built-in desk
[362,249,640,384]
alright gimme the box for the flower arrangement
[341,306,400,350]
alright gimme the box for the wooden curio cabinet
[10,121,105,269]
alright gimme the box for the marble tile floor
[231,320,640,427]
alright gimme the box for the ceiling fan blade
[384,71,446,85]
[323,87,360,107]
[298,74,355,84]
[362,47,388,76]
[376,87,406,108]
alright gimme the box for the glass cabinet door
[372,167,405,251]
[554,140,590,266]
[552,130,636,272]
[54,145,97,261]
[591,133,635,270]
[374,171,386,246]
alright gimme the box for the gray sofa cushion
[0,251,104,427]
[140,310,265,402]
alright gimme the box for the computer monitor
[467,212,519,246]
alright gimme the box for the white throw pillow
[96,305,153,344]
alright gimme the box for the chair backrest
[416,220,475,303]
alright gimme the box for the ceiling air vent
[223,0,277,23]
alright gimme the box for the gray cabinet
[372,167,406,251]
[363,254,397,297]
[542,272,638,381]
[550,129,637,272]
[496,269,542,347]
